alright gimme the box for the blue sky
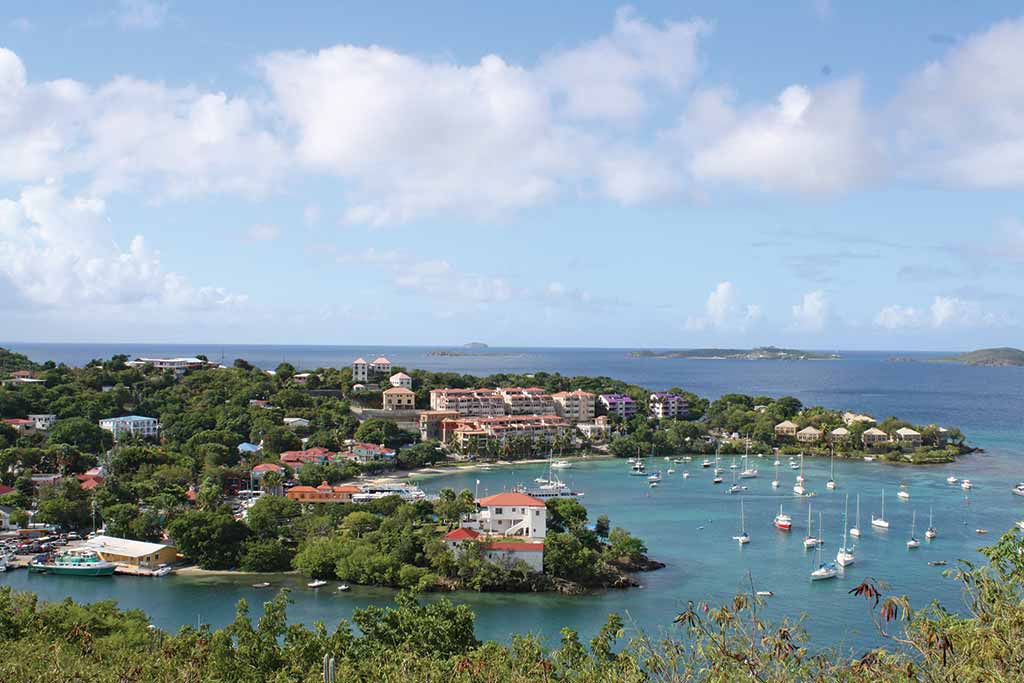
[1,1,1023,350]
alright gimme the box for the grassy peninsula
[941,347,1024,366]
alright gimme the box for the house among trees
[774,420,799,438]
[862,427,889,447]
[444,492,547,572]
[796,425,823,443]
[895,426,923,446]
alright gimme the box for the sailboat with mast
[739,442,758,478]
[771,459,780,489]
[850,494,862,537]
[907,510,920,549]
[803,504,822,548]
[810,514,838,580]
[774,504,792,531]
[925,506,937,539]
[733,499,750,544]
[871,489,890,529]
[836,493,855,567]
[793,455,807,496]
[826,449,837,490]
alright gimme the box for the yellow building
[87,535,178,569]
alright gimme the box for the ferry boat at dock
[28,549,116,576]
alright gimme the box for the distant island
[463,342,489,349]
[890,347,1024,366]
[629,346,840,361]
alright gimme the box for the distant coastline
[889,347,1024,367]
[629,346,840,361]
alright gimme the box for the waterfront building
[577,416,612,441]
[344,442,397,464]
[440,414,570,448]
[99,415,159,441]
[389,372,413,389]
[466,492,547,539]
[419,410,461,441]
[382,387,416,411]
[796,426,823,443]
[895,427,923,446]
[843,412,877,426]
[443,527,544,572]
[862,427,889,447]
[830,426,850,442]
[87,535,178,570]
[648,392,688,420]
[286,482,361,504]
[499,387,557,415]
[551,390,596,422]
[28,414,57,431]
[2,417,37,435]
[599,393,637,419]
[774,420,799,438]
[283,417,310,430]
[352,358,369,382]
[429,388,507,416]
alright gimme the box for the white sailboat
[897,483,910,501]
[960,479,973,490]
[826,450,837,490]
[836,493,855,567]
[907,510,920,549]
[871,489,890,529]
[810,518,838,581]
[733,499,750,544]
[925,507,937,539]
[739,444,758,478]
[792,454,807,496]
[803,504,821,548]
[850,493,862,537]
[946,475,958,485]
[729,456,739,470]
[771,460,780,489]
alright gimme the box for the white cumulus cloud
[791,290,829,332]
[0,182,245,310]
[686,281,762,331]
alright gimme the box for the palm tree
[260,470,284,496]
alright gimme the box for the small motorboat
[897,486,910,501]
[863,456,875,462]
[756,590,774,597]
[826,480,837,490]
[253,582,271,588]
[946,475,958,485]
[701,459,712,468]
[975,529,989,535]
[337,584,350,592]
[1012,483,1024,497]
[928,560,947,567]
[308,580,328,588]
[961,480,973,491]
[682,472,690,479]
[667,468,676,474]
[712,475,723,484]
[728,484,745,494]
[649,481,659,488]
[151,564,173,577]
[773,459,781,466]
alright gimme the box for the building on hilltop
[99,415,159,441]
[28,414,57,431]
[389,372,412,389]
[551,390,596,422]
[648,392,688,420]
[419,410,461,441]
[498,387,556,415]
[382,386,416,411]
[352,358,369,382]
[774,420,799,438]
[599,393,636,419]
[444,492,547,572]
[2,418,36,436]
[429,388,507,416]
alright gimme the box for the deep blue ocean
[2,342,1023,652]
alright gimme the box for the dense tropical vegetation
[1,527,1022,682]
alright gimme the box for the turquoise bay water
[2,343,1023,650]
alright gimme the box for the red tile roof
[0,484,14,496]
[252,463,284,473]
[444,527,482,541]
[482,541,544,552]
[477,492,546,508]
[80,478,103,491]
[2,418,33,425]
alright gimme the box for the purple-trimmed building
[599,393,637,418]
[649,392,689,420]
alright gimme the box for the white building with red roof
[352,358,369,382]
[469,492,547,539]
[389,372,412,389]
